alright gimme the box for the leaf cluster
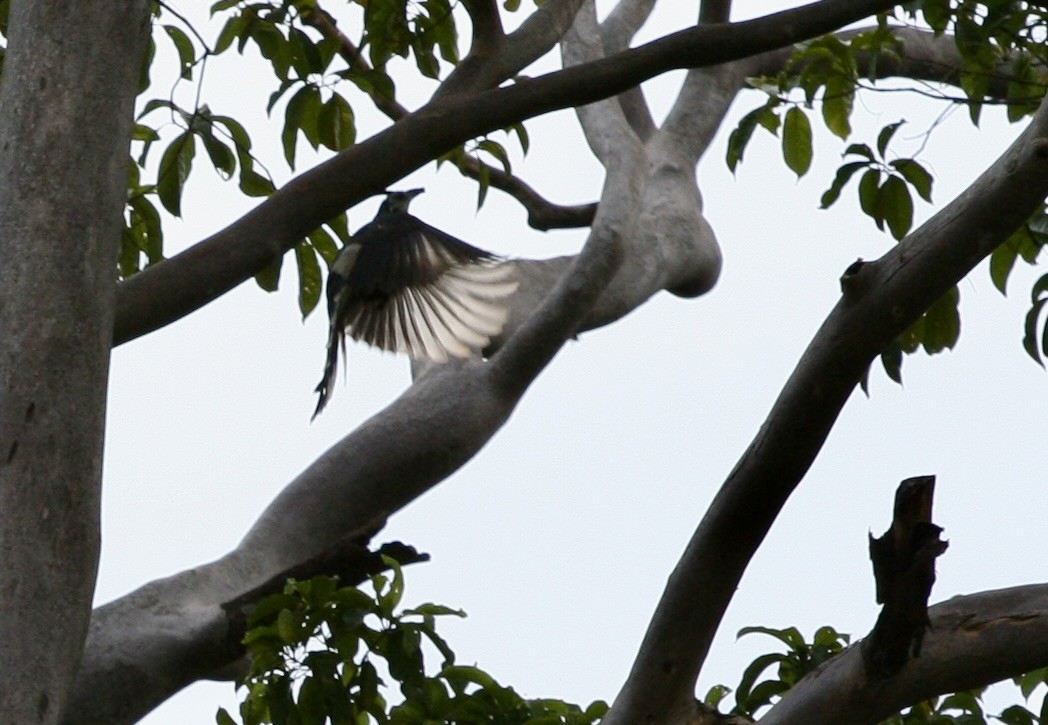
[901,1,1048,125]
[727,3,1048,386]
[118,1,533,318]
[703,625,851,719]
[218,559,608,725]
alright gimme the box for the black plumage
[313,188,518,417]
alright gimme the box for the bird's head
[378,187,424,215]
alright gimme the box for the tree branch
[113,0,904,346]
[598,0,657,140]
[300,5,410,119]
[301,3,590,229]
[740,26,1032,102]
[561,0,645,163]
[462,0,504,58]
[601,96,1048,724]
[498,0,587,80]
[71,9,740,711]
[763,585,1048,725]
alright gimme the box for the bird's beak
[404,187,424,198]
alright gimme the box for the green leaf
[820,161,868,209]
[276,608,300,644]
[215,707,238,725]
[881,341,903,385]
[326,213,351,245]
[239,168,275,197]
[821,76,853,139]
[920,286,960,354]
[210,0,240,14]
[726,102,777,173]
[296,676,327,725]
[990,237,1021,295]
[317,93,356,151]
[1017,666,1048,700]
[876,120,904,158]
[738,625,805,651]
[156,132,196,216]
[214,13,247,55]
[202,133,236,179]
[295,242,322,319]
[404,603,466,618]
[843,142,874,161]
[255,254,283,292]
[781,107,813,177]
[477,139,510,174]
[128,195,164,264]
[858,169,882,228]
[212,114,253,153]
[704,684,731,709]
[997,705,1037,725]
[282,84,320,167]
[342,68,396,102]
[891,159,933,202]
[289,27,325,78]
[1022,297,1046,367]
[308,227,339,264]
[475,161,490,209]
[507,122,529,154]
[879,175,913,240]
[163,25,196,79]
[733,652,786,710]
[745,679,789,713]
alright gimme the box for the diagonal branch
[763,584,1048,724]
[602,96,1048,724]
[461,0,504,57]
[113,0,904,346]
[598,0,657,139]
[561,0,645,163]
[498,0,588,80]
[740,26,1039,101]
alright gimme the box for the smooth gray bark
[762,585,1048,724]
[0,1,150,721]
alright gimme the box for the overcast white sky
[95,2,1048,722]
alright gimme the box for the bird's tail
[312,326,342,420]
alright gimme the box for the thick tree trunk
[0,1,149,721]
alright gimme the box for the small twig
[699,0,732,24]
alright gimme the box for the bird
[313,188,519,418]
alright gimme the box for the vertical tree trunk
[0,1,149,720]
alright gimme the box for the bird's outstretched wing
[343,218,519,360]
[312,216,518,418]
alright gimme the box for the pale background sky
[93,2,1048,722]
